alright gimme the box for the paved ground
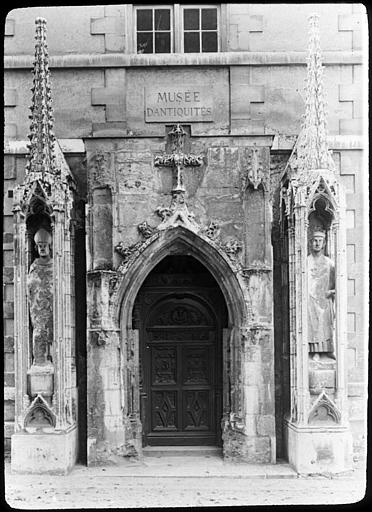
[4,454,367,509]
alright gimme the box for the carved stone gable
[308,391,341,425]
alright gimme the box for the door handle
[146,345,150,349]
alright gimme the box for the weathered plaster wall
[227,3,362,52]
[4,6,106,55]
[5,4,363,55]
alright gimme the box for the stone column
[12,212,30,431]
[86,270,126,464]
[222,144,276,463]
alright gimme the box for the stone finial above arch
[114,225,249,330]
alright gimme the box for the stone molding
[4,51,363,69]
[4,136,365,155]
[115,219,245,275]
[4,139,86,154]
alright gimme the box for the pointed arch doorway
[133,255,227,447]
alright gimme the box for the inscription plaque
[145,86,213,122]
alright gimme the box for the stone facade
[3,4,367,472]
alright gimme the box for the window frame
[180,4,221,53]
[132,4,225,55]
[134,5,174,54]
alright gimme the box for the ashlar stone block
[5,18,15,36]
[11,427,78,475]
[4,89,17,107]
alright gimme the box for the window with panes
[135,5,220,54]
[182,6,219,53]
[136,7,173,53]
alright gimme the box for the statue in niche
[307,227,335,360]
[27,228,53,366]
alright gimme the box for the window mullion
[199,9,202,53]
[174,4,181,53]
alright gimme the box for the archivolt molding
[115,214,244,276]
[113,225,249,330]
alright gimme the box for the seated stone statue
[27,228,53,366]
[307,227,335,359]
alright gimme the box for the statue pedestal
[284,419,353,474]
[11,426,78,475]
[27,364,54,399]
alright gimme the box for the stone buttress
[11,18,78,474]
[280,14,352,474]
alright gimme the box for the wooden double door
[137,287,223,446]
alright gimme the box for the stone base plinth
[222,425,275,463]
[11,426,78,475]
[284,420,353,474]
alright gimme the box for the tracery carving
[153,347,176,384]
[24,395,56,430]
[155,305,210,326]
[308,391,341,424]
[284,15,336,184]
[184,348,209,384]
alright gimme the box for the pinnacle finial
[286,13,335,177]
[25,17,58,177]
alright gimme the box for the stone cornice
[4,135,365,155]
[5,139,86,154]
[4,50,363,69]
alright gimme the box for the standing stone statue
[27,228,53,366]
[307,228,335,358]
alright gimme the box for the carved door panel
[142,297,220,446]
